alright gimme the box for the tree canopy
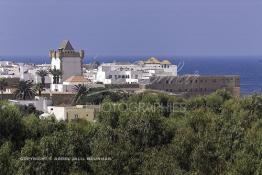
[1,89,262,174]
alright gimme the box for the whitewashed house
[95,57,177,85]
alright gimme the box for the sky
[0,0,261,57]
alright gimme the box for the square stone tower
[49,40,85,83]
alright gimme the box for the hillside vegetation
[1,90,262,175]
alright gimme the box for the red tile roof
[64,76,90,83]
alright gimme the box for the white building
[0,61,20,78]
[49,40,85,92]
[44,105,100,121]
[95,57,177,85]
[20,64,51,85]
[9,96,53,112]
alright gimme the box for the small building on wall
[45,105,100,122]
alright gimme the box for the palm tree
[36,69,48,86]
[15,80,36,100]
[34,83,44,96]
[0,78,7,100]
[73,84,89,104]
[49,68,62,84]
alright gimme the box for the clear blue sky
[0,0,261,56]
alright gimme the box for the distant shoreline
[0,56,261,95]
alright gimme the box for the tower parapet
[49,40,85,59]
[80,50,85,59]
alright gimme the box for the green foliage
[141,147,184,175]
[49,68,62,84]
[0,141,15,175]
[14,80,36,100]
[0,102,25,148]
[34,83,44,96]
[1,90,262,174]
[78,87,129,105]
[72,84,89,105]
[36,69,48,86]
[0,78,8,100]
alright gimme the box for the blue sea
[1,55,262,95]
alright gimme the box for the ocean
[1,55,262,95]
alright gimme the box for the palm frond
[15,80,36,100]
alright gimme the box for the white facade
[50,84,64,92]
[51,57,61,70]
[0,62,20,78]
[84,69,97,83]
[47,106,67,121]
[19,64,51,84]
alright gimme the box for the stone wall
[146,75,240,97]
[42,93,75,105]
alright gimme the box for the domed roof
[161,60,172,65]
[145,57,161,64]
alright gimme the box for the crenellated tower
[49,40,85,92]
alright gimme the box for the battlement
[49,49,84,59]
[49,40,84,59]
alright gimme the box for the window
[108,75,112,79]
[118,75,121,78]
[115,75,117,79]
[75,114,78,119]
[122,75,125,78]
[135,75,138,79]
[166,80,169,84]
